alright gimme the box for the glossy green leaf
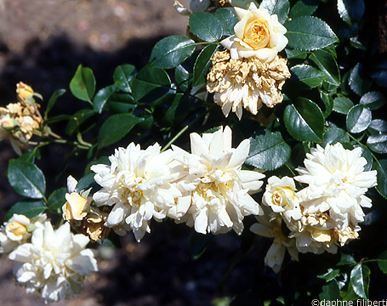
[360,146,373,171]
[93,85,117,114]
[374,160,387,199]
[337,0,365,25]
[285,48,308,59]
[338,252,356,266]
[290,64,327,88]
[75,173,98,193]
[350,264,370,299]
[320,91,333,118]
[8,160,45,199]
[113,64,136,93]
[69,64,96,102]
[189,12,223,42]
[359,91,386,110]
[332,97,354,114]
[98,113,144,149]
[108,93,136,114]
[377,250,387,275]
[367,134,387,154]
[5,200,47,221]
[260,0,290,24]
[150,36,196,69]
[175,64,192,91]
[131,66,171,103]
[319,280,340,301]
[289,0,318,19]
[190,232,213,260]
[349,63,371,96]
[317,268,341,281]
[283,98,325,142]
[368,119,387,134]
[47,188,67,213]
[346,105,371,134]
[193,44,218,86]
[246,131,291,171]
[19,148,40,163]
[309,49,340,86]
[45,89,66,118]
[65,109,96,136]
[160,94,190,127]
[215,8,239,36]
[322,127,349,146]
[285,16,338,51]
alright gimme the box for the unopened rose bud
[6,221,27,237]
[16,82,34,99]
[62,192,90,221]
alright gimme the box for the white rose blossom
[91,142,183,242]
[0,213,46,254]
[295,143,377,230]
[221,2,288,62]
[8,221,98,304]
[250,209,298,273]
[171,126,265,235]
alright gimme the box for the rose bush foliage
[1,0,387,304]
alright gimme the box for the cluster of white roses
[91,126,265,242]
[0,213,98,303]
[251,143,377,273]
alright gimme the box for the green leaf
[284,98,325,142]
[322,127,349,146]
[8,159,45,199]
[160,94,190,127]
[260,0,290,24]
[360,146,373,171]
[5,199,47,221]
[45,89,66,118]
[245,131,291,171]
[214,8,239,36]
[320,90,333,118]
[368,119,387,134]
[193,44,218,86]
[309,49,340,87]
[346,105,371,134]
[98,113,144,149]
[332,97,354,114]
[175,64,192,91]
[65,109,96,136]
[69,64,96,102]
[338,252,356,266]
[350,264,370,299]
[93,85,117,114]
[47,188,67,213]
[131,66,171,103]
[113,64,136,93]
[359,91,386,110]
[367,134,387,154]
[285,16,338,51]
[285,48,308,59]
[76,173,98,193]
[288,0,318,19]
[189,12,223,42]
[374,159,387,199]
[349,63,371,96]
[377,250,387,275]
[108,93,136,114]
[150,36,196,69]
[319,280,341,301]
[190,232,213,260]
[290,64,327,88]
[317,268,341,281]
[19,148,40,163]
[337,0,364,25]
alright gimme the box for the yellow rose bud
[16,82,34,99]
[62,192,90,221]
[6,221,27,237]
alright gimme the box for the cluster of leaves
[2,0,387,304]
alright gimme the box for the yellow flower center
[6,221,27,236]
[244,20,270,50]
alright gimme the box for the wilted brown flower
[206,50,290,120]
